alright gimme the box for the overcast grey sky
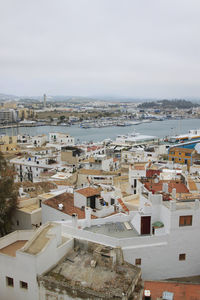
[0,0,200,98]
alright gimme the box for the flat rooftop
[23,224,54,255]
[163,200,197,210]
[40,242,141,298]
[23,223,70,255]
[85,221,139,238]
[0,240,27,257]
[19,203,39,213]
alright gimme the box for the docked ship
[167,129,200,143]
[115,131,156,144]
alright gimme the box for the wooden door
[141,216,151,235]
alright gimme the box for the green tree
[59,115,66,121]
[0,152,18,236]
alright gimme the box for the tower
[43,94,46,108]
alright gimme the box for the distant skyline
[1,0,200,98]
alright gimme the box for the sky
[0,0,200,98]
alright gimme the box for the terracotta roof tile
[43,192,96,219]
[76,187,101,197]
[144,280,200,300]
[144,180,189,194]
[118,198,129,212]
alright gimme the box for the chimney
[148,191,152,201]
[170,200,176,211]
[19,187,24,197]
[195,199,199,210]
[162,183,168,193]
[72,213,78,228]
[85,207,91,227]
[187,160,190,173]
[172,188,176,200]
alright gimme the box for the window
[179,215,192,226]
[179,253,186,261]
[135,258,141,265]
[16,220,19,226]
[20,281,28,289]
[134,179,137,188]
[6,277,14,287]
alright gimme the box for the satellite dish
[154,178,159,183]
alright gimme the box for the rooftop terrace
[0,240,27,257]
[39,239,142,299]
[85,221,139,238]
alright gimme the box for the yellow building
[1,102,17,109]
[168,147,194,165]
[17,108,35,120]
[0,135,18,152]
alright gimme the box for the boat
[167,129,200,143]
[115,131,156,144]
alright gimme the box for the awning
[152,221,164,228]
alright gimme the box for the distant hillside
[0,93,19,101]
[138,99,199,109]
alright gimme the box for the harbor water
[0,119,200,143]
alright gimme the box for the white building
[48,132,74,146]
[0,222,142,300]
[30,135,47,147]
[12,188,42,231]
[129,163,146,195]
[82,155,119,172]
[58,185,200,281]
[11,155,59,183]
[0,223,73,300]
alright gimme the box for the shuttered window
[179,215,192,226]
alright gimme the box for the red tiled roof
[146,169,161,178]
[43,192,96,219]
[144,180,189,194]
[144,280,200,300]
[118,198,129,213]
[87,146,101,152]
[76,187,101,197]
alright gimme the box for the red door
[141,216,151,235]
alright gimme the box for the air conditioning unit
[162,291,174,300]
[58,203,64,210]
